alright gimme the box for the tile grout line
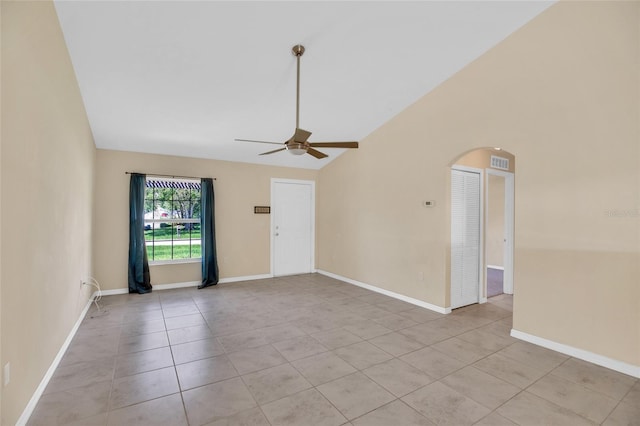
[38,277,636,426]
[163,303,192,426]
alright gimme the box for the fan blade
[259,147,287,156]
[307,147,328,159]
[235,139,283,145]
[308,142,358,149]
[294,128,312,143]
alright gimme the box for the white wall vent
[491,155,509,170]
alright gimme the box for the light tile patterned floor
[27,274,639,426]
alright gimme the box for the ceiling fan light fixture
[235,44,358,160]
[287,143,307,155]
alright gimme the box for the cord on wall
[82,277,106,317]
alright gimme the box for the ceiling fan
[235,45,358,159]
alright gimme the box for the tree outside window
[144,178,201,261]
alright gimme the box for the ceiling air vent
[491,155,509,171]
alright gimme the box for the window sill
[149,258,201,266]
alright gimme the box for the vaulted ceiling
[54,1,553,170]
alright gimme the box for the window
[144,178,201,262]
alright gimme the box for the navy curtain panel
[199,178,219,289]
[128,173,152,294]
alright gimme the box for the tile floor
[27,273,639,426]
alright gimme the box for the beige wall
[487,174,505,268]
[318,1,639,366]
[94,150,317,290]
[1,2,96,424]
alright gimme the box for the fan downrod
[292,44,305,57]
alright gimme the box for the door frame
[450,165,484,308]
[485,169,515,295]
[270,178,316,277]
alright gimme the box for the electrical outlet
[4,362,10,386]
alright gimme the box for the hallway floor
[27,274,638,425]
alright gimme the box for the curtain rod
[125,172,216,181]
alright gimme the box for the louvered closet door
[451,169,481,309]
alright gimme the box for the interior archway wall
[451,148,515,173]
[446,148,515,306]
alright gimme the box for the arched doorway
[448,148,515,310]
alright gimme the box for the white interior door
[451,168,482,309]
[271,179,314,276]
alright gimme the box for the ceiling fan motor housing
[286,142,307,155]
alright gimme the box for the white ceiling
[54,1,553,170]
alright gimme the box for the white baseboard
[154,280,200,291]
[316,269,450,314]
[16,292,97,426]
[511,329,640,379]
[487,265,505,270]
[155,274,273,288]
[101,274,275,296]
[100,288,128,296]
[219,273,273,284]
